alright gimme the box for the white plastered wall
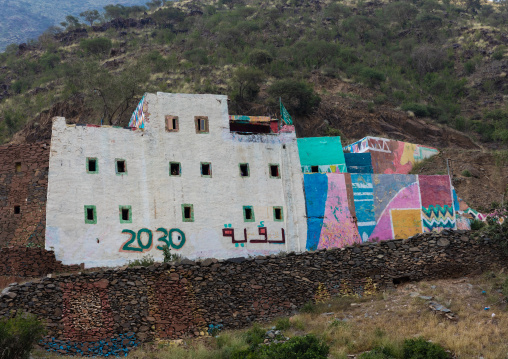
[46,93,307,267]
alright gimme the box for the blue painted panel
[303,174,328,250]
[351,174,376,242]
[344,153,373,173]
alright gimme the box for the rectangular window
[195,116,209,133]
[239,163,249,177]
[273,206,284,222]
[14,206,20,214]
[311,166,319,173]
[269,164,280,178]
[165,115,179,132]
[15,162,21,173]
[170,162,181,176]
[119,205,132,223]
[87,157,98,174]
[243,206,255,222]
[84,205,97,224]
[116,159,127,175]
[182,204,194,222]
[201,162,212,177]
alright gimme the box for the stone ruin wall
[0,142,50,248]
[0,230,505,356]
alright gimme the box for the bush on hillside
[0,312,46,359]
[80,38,113,56]
[268,79,321,115]
[403,337,448,359]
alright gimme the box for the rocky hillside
[0,0,506,151]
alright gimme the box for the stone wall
[0,247,82,279]
[0,142,50,247]
[0,230,505,356]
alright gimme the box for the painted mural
[343,136,438,174]
[304,174,458,249]
[128,95,148,129]
[298,137,347,174]
[304,173,361,250]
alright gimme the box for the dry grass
[31,269,508,358]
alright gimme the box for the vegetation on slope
[0,0,506,146]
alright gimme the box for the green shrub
[184,48,209,65]
[359,346,397,358]
[161,245,182,263]
[249,49,273,67]
[464,60,475,74]
[268,79,321,115]
[80,38,112,56]
[258,334,329,359]
[275,318,290,331]
[243,324,266,350]
[0,312,46,359]
[470,219,485,230]
[492,46,505,60]
[402,103,430,117]
[461,170,472,177]
[359,67,386,87]
[128,254,155,267]
[402,337,448,359]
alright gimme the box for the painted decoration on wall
[304,174,361,250]
[369,175,422,241]
[128,95,148,129]
[298,137,347,173]
[344,153,373,174]
[419,175,455,233]
[343,137,438,174]
[350,174,375,242]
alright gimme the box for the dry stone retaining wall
[0,142,50,248]
[0,230,506,356]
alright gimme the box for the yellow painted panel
[391,209,421,239]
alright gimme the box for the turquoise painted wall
[297,137,346,167]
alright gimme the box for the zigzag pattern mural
[422,205,455,232]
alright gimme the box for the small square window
[269,164,280,178]
[195,116,209,133]
[87,157,98,173]
[201,162,212,177]
[116,159,127,175]
[15,162,21,173]
[311,166,319,173]
[170,162,181,176]
[273,206,284,222]
[119,205,132,223]
[165,115,179,132]
[14,206,20,214]
[84,205,97,224]
[239,163,249,177]
[243,206,255,222]
[182,204,194,222]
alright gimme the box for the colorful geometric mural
[343,137,438,174]
[304,174,458,250]
[128,95,148,129]
[304,174,361,250]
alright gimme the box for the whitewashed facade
[46,93,307,267]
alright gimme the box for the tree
[80,38,113,57]
[466,0,482,13]
[146,0,162,10]
[268,79,321,115]
[80,10,101,26]
[61,15,81,31]
[230,67,264,101]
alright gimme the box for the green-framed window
[269,164,280,178]
[182,204,194,222]
[273,206,284,222]
[84,205,97,224]
[170,162,181,176]
[119,205,132,223]
[201,162,212,177]
[87,157,98,174]
[115,159,127,175]
[243,206,255,222]
[239,163,250,177]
